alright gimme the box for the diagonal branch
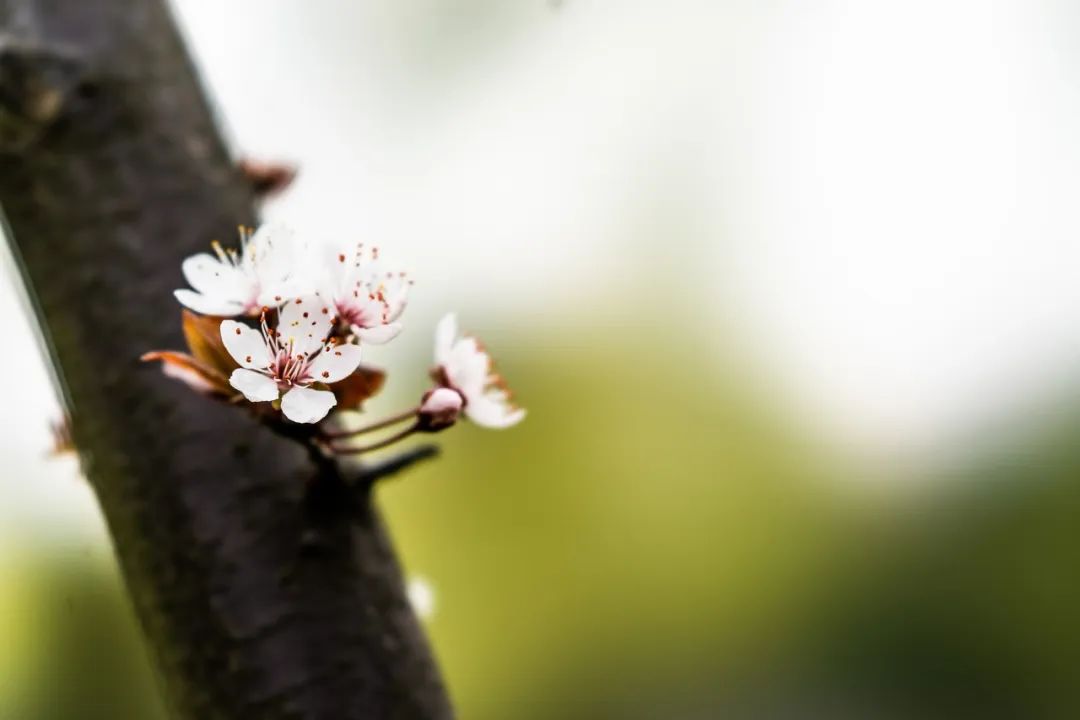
[0,1,453,718]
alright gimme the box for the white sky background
[5,0,1080,536]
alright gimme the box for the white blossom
[175,223,312,317]
[220,295,362,423]
[433,313,525,429]
[321,242,410,344]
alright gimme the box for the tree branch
[0,1,453,718]
[355,444,441,488]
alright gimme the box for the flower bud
[418,387,464,432]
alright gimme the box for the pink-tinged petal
[174,289,245,317]
[308,343,363,384]
[339,291,384,324]
[278,295,334,358]
[434,313,457,365]
[421,387,464,415]
[465,392,526,429]
[354,322,402,345]
[229,369,279,402]
[220,320,271,369]
[281,386,337,423]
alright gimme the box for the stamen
[211,240,228,263]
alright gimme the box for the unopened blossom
[175,223,312,317]
[432,313,525,429]
[321,242,410,344]
[418,387,464,431]
[221,295,362,423]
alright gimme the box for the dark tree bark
[0,1,453,718]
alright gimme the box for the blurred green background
[6,1,1080,718]
[5,327,1080,718]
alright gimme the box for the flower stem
[330,422,421,455]
[320,407,419,439]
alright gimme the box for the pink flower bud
[418,387,464,431]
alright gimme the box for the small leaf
[48,415,75,456]
[239,158,298,198]
[141,350,234,398]
[332,364,386,411]
[181,309,238,377]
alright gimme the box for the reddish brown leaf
[49,414,75,456]
[181,309,238,378]
[238,158,297,198]
[332,364,386,411]
[142,350,234,398]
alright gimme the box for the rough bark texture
[0,1,453,718]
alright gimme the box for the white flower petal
[278,295,334,358]
[432,313,525,430]
[181,253,248,298]
[434,313,457,365]
[174,289,246,317]
[389,281,410,317]
[249,222,295,275]
[321,241,356,295]
[446,337,490,396]
[465,393,526,429]
[281,386,337,423]
[308,343,363,384]
[220,320,271,369]
[354,322,402,345]
[251,223,319,300]
[255,279,308,308]
[260,253,320,305]
[229,369,279,402]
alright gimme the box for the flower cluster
[144,223,524,455]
